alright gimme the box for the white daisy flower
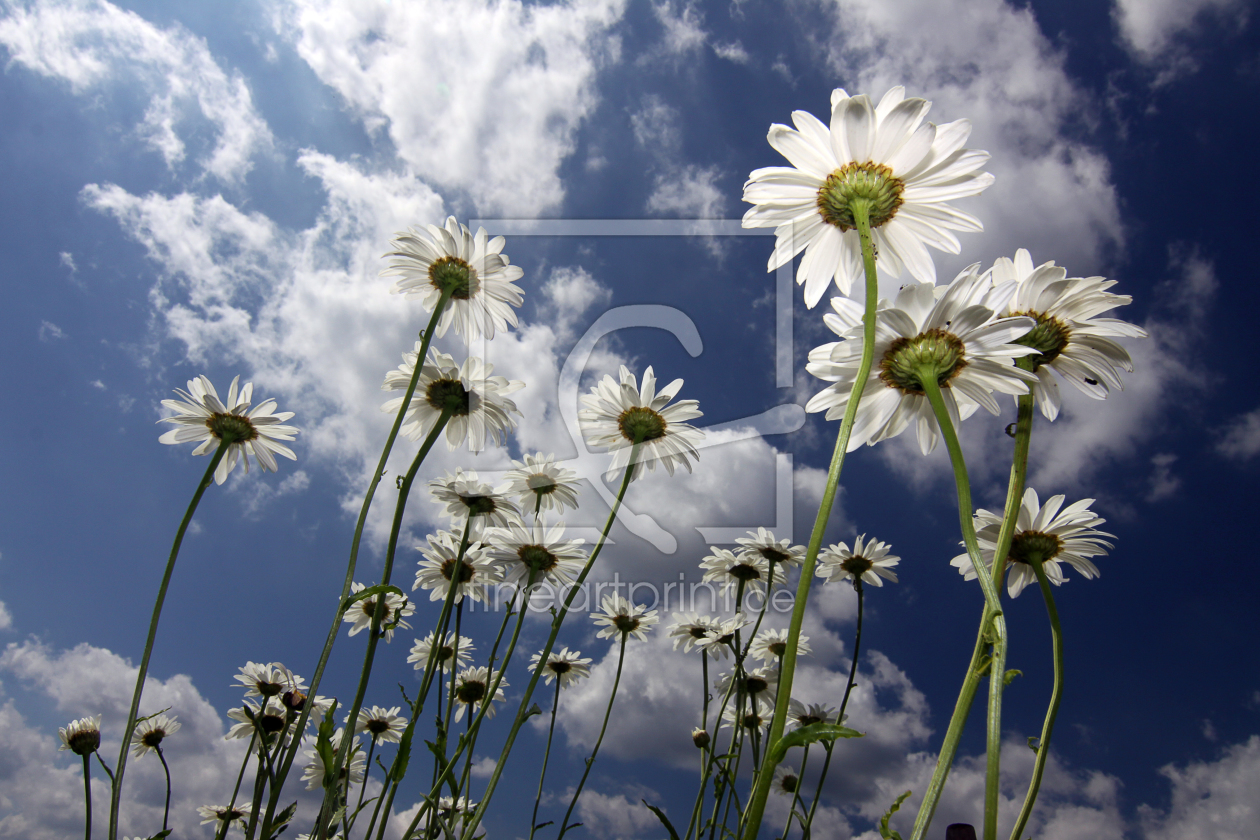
[749,628,811,663]
[578,365,704,481]
[452,667,508,722]
[408,631,476,674]
[381,345,523,451]
[58,715,101,756]
[234,661,305,699]
[429,469,521,536]
[721,700,770,733]
[788,699,842,729]
[342,582,414,642]
[772,765,800,796]
[301,728,365,791]
[130,713,180,757]
[158,375,299,484]
[413,530,499,604]
[699,615,750,660]
[352,705,408,744]
[197,804,248,830]
[743,86,994,307]
[986,249,1148,421]
[952,488,1113,598]
[381,217,525,341]
[506,452,581,514]
[530,647,593,689]
[485,520,587,591]
[715,666,780,707]
[226,697,290,741]
[700,547,785,596]
[591,595,659,642]
[817,535,901,587]
[735,527,806,569]
[806,268,1039,455]
[668,613,725,653]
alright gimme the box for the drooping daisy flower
[59,715,101,755]
[668,613,724,653]
[381,217,525,341]
[408,631,476,673]
[301,728,365,790]
[817,535,901,587]
[234,661,305,699]
[342,582,414,642]
[788,699,842,729]
[735,527,806,569]
[413,530,499,604]
[772,765,800,796]
[506,452,581,514]
[429,469,522,536]
[130,713,180,757]
[197,804,247,831]
[715,666,780,707]
[699,615,749,660]
[700,548,785,596]
[437,795,477,822]
[381,345,523,451]
[951,488,1113,598]
[743,86,995,307]
[986,249,1148,421]
[806,268,1039,455]
[530,647,593,689]
[452,666,508,722]
[590,595,659,642]
[158,375,299,484]
[578,366,704,481]
[485,520,587,591]
[226,697,292,742]
[352,706,408,744]
[749,628,812,663]
[721,700,770,733]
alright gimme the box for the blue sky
[1,0,1258,838]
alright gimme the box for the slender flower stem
[81,754,92,840]
[782,744,809,839]
[741,200,880,840]
[156,745,173,833]
[1010,555,1063,840]
[109,439,231,840]
[528,679,564,840]
[558,633,629,839]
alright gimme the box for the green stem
[81,753,92,840]
[558,633,629,839]
[157,745,172,833]
[1009,555,1062,840]
[782,744,809,840]
[741,200,880,840]
[529,679,563,840]
[109,439,231,840]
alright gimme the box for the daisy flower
[806,268,1039,455]
[226,697,291,742]
[715,666,780,707]
[343,582,414,642]
[951,488,1113,598]
[986,249,1148,421]
[788,699,842,729]
[590,595,659,642]
[301,729,365,790]
[749,628,811,663]
[429,469,521,536]
[452,666,508,722]
[506,452,581,515]
[381,345,523,451]
[352,706,408,744]
[578,365,704,481]
[691,727,711,749]
[743,86,995,307]
[817,535,901,587]
[381,217,525,341]
[59,715,101,756]
[413,530,499,604]
[772,765,800,796]
[721,700,770,733]
[131,713,180,757]
[668,613,724,653]
[485,520,587,591]
[197,804,247,831]
[700,547,785,596]
[699,615,749,660]
[158,375,299,484]
[530,647,593,689]
[234,661,305,699]
[735,527,806,569]
[408,631,476,674]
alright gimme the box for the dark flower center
[613,614,641,634]
[617,406,668,443]
[282,690,307,712]
[769,641,787,657]
[519,545,558,573]
[141,730,166,747]
[689,626,711,639]
[456,680,487,705]
[256,679,284,698]
[527,473,558,495]
[741,712,764,729]
[549,661,572,674]
[1008,530,1063,565]
[367,719,391,735]
[68,730,100,755]
[206,412,258,443]
[438,644,455,662]
[1012,311,1072,369]
[729,563,762,582]
[879,329,968,394]
[759,547,790,565]
[459,494,498,516]
[426,378,472,416]
[816,162,905,231]
[744,676,770,695]
[260,712,286,734]
[429,255,477,300]
[441,557,475,583]
[778,773,799,793]
[841,555,873,578]
[797,713,822,727]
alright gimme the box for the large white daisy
[381,345,523,451]
[381,217,525,341]
[986,249,1148,420]
[590,595,659,642]
[806,268,1039,455]
[506,452,581,515]
[429,469,522,536]
[530,647,593,689]
[342,582,414,642]
[743,87,994,307]
[413,529,499,604]
[578,365,704,481]
[816,534,901,587]
[408,631,475,674]
[484,519,587,591]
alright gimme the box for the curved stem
[109,440,230,840]
[529,679,564,840]
[157,745,172,833]
[558,634,629,839]
[741,200,880,840]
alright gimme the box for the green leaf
[261,802,298,840]
[341,584,405,614]
[1027,736,1040,753]
[878,790,912,840]
[1004,669,1023,686]
[642,800,681,840]
[768,722,863,764]
[315,702,339,790]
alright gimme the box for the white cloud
[1146,452,1180,501]
[1112,0,1249,80]
[0,0,274,183]
[647,0,707,59]
[38,320,66,341]
[713,39,750,63]
[575,786,663,839]
[1139,735,1260,840]
[538,266,614,345]
[1216,406,1260,460]
[274,0,626,216]
[59,251,77,273]
[629,96,728,243]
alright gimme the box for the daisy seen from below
[788,699,841,729]
[700,547,785,597]
[722,700,770,733]
[343,582,414,642]
[668,613,725,653]
[750,628,812,663]
[429,469,521,536]
[408,630,475,673]
[986,249,1148,420]
[699,615,748,659]
[302,729,365,790]
[715,665,780,707]
[59,715,101,755]
[381,217,525,341]
[591,594,659,642]
[772,765,800,796]
[226,697,290,742]
[381,345,523,451]
[130,713,180,757]
[486,519,587,591]
[530,647,593,689]
[806,268,1039,455]
[578,365,703,481]
[234,661,305,698]
[951,488,1113,598]
[817,535,901,587]
[735,527,806,569]
[506,452,581,515]
[742,86,995,307]
[353,706,408,744]
[413,530,499,604]
[158,375,298,484]
[197,804,248,831]
[452,666,508,721]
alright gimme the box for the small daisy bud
[59,715,102,756]
[692,727,710,749]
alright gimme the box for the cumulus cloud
[1139,735,1260,840]
[1216,406,1260,460]
[37,320,66,341]
[1112,0,1250,81]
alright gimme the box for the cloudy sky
[1,0,1257,838]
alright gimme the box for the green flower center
[459,494,498,516]
[613,614,641,634]
[206,413,258,443]
[456,680,487,705]
[426,378,472,416]
[429,255,477,300]
[840,555,872,578]
[617,406,668,443]
[1008,530,1063,566]
[441,557,475,583]
[518,545,558,573]
[1013,311,1072,369]
[879,329,968,395]
[527,473,558,495]
[816,162,906,231]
